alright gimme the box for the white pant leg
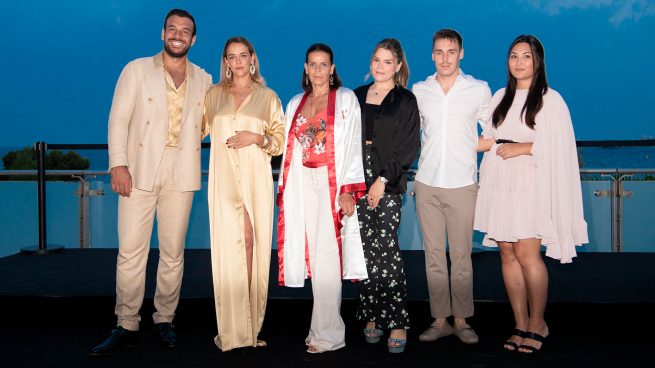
[303,166,345,351]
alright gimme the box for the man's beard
[164,41,190,58]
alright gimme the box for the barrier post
[20,141,64,255]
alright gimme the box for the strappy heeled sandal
[306,344,328,354]
[387,337,407,353]
[518,331,547,354]
[363,328,384,343]
[504,329,526,351]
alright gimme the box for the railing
[1,140,654,255]
[581,168,653,252]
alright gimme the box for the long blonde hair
[218,36,265,87]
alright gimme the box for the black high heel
[518,331,548,353]
[503,329,526,351]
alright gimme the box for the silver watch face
[379,177,388,184]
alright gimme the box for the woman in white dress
[475,35,588,354]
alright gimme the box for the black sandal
[504,329,526,351]
[518,331,547,353]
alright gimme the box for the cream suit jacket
[108,52,212,192]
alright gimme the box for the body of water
[1,145,654,171]
[2,144,654,257]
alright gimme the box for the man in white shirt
[412,29,491,345]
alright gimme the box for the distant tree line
[1,147,90,181]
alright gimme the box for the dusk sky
[2,0,654,147]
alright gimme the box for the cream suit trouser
[115,147,194,331]
[303,166,346,351]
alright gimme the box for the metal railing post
[20,141,64,255]
[611,178,619,252]
[73,175,105,248]
[615,174,634,253]
[73,177,91,248]
[596,171,634,252]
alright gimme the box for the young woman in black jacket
[353,38,420,353]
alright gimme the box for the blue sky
[2,0,654,146]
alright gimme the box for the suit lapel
[180,64,199,126]
[145,53,167,114]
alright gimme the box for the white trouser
[303,166,345,351]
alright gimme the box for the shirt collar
[427,68,466,84]
[155,51,193,78]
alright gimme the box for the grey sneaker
[453,324,479,344]
[418,321,454,342]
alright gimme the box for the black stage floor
[2,249,654,367]
[2,249,654,303]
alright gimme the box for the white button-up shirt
[412,70,492,188]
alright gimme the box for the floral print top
[294,110,328,167]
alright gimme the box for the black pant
[355,146,409,329]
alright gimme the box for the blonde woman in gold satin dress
[203,36,285,351]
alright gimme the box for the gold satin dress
[204,83,285,351]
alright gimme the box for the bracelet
[260,134,271,149]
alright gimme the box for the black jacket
[354,83,421,194]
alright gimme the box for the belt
[496,139,517,144]
[303,161,327,168]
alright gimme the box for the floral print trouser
[355,147,409,329]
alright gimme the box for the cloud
[608,0,655,24]
[521,0,613,15]
[520,0,655,26]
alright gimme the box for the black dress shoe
[90,326,138,356]
[156,322,177,348]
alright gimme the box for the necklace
[370,86,393,96]
[309,91,328,117]
[233,79,253,89]
[310,91,328,98]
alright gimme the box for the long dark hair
[492,35,548,129]
[301,43,343,93]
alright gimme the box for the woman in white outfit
[276,43,368,353]
[475,35,588,354]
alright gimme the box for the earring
[249,63,256,75]
[305,75,309,85]
[226,67,232,79]
[329,74,334,86]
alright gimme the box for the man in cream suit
[91,9,212,356]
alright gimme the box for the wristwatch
[378,176,388,185]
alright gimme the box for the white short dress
[474,89,539,244]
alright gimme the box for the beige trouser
[303,166,345,351]
[115,147,194,331]
[415,181,477,319]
